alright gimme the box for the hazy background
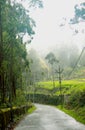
[24,0,85,55]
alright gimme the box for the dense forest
[0,0,43,107]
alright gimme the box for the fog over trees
[0,1,85,128]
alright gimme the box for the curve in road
[15,104,85,130]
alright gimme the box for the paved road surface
[15,104,85,130]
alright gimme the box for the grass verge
[27,105,36,114]
[13,104,36,129]
[57,105,85,125]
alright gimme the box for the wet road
[15,104,85,130]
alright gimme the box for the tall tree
[0,0,43,104]
[45,52,58,88]
[0,0,6,102]
[69,2,85,34]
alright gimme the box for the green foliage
[27,105,36,114]
[38,81,55,90]
[38,80,85,110]
[70,2,85,24]
[3,2,35,36]
[45,52,58,65]
[13,89,27,106]
[0,104,33,129]
[69,89,85,108]
[29,0,43,8]
[0,0,43,105]
[57,105,85,124]
[38,80,85,95]
[27,93,60,105]
[56,79,85,124]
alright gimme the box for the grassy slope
[57,105,85,124]
[27,105,36,114]
[38,79,85,95]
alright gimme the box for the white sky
[25,0,85,53]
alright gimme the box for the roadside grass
[13,105,36,122]
[57,105,85,125]
[27,105,36,114]
[14,105,36,128]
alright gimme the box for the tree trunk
[0,4,5,103]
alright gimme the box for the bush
[0,105,32,130]
[69,89,85,108]
[13,89,27,106]
[27,93,61,105]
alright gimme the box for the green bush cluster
[27,93,61,105]
[68,89,85,108]
[13,89,27,106]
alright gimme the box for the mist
[26,0,85,57]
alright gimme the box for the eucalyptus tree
[45,52,58,88]
[0,0,7,103]
[70,2,85,24]
[2,2,35,102]
[69,2,85,35]
[69,2,85,76]
[0,0,43,104]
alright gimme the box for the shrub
[69,89,85,108]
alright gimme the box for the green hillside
[37,79,85,95]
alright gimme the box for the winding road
[15,104,85,130]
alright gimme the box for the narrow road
[15,104,85,130]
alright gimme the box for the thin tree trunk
[0,4,5,103]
